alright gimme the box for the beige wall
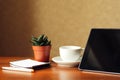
[0,0,120,58]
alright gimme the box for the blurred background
[0,0,120,58]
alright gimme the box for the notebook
[79,28,120,74]
[10,59,50,69]
[2,59,50,72]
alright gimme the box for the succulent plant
[31,34,51,46]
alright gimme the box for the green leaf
[30,34,51,46]
[37,34,44,42]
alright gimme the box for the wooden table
[0,57,120,80]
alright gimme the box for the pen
[2,67,34,72]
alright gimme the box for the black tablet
[79,28,120,74]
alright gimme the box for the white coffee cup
[59,46,83,62]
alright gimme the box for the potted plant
[30,34,51,62]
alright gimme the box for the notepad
[10,59,50,69]
[2,59,50,72]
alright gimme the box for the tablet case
[79,29,120,74]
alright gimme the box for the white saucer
[52,56,82,67]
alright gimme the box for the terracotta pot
[32,46,51,62]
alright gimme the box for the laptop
[78,28,120,74]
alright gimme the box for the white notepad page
[10,59,50,68]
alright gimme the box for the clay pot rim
[32,46,51,50]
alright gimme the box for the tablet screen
[79,29,120,74]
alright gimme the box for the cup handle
[81,48,85,50]
[80,48,85,57]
